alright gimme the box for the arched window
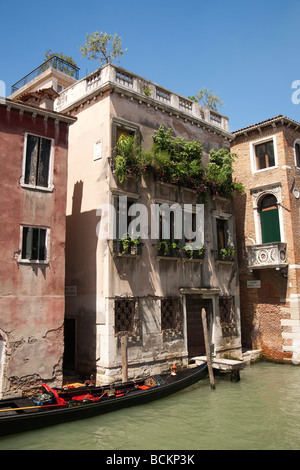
[258,194,281,243]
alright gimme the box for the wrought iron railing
[11,56,80,93]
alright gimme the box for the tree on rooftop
[79,31,126,65]
[188,87,224,111]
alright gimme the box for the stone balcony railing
[55,63,230,133]
[247,243,288,271]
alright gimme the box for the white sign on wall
[247,280,261,289]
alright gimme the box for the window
[23,134,53,188]
[216,218,227,251]
[161,297,182,333]
[115,298,136,334]
[111,119,141,156]
[94,140,102,161]
[114,196,138,239]
[219,296,237,337]
[255,140,275,170]
[295,141,300,168]
[21,227,47,262]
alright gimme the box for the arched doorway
[259,194,281,243]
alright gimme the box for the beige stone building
[231,116,300,363]
[10,59,243,384]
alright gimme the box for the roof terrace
[11,56,80,94]
[54,63,231,135]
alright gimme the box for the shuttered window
[259,195,281,243]
[21,227,47,261]
[24,135,52,187]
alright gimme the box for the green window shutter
[260,208,281,243]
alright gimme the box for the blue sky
[1,0,299,132]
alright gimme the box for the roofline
[233,115,300,136]
[1,98,77,124]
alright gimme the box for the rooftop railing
[55,64,230,133]
[11,56,80,93]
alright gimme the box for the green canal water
[0,361,300,451]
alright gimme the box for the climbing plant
[114,127,244,199]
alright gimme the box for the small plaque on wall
[247,280,261,289]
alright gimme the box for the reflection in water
[0,362,300,450]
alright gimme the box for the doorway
[186,297,213,357]
[63,318,76,373]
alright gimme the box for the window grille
[161,297,182,332]
[219,296,237,337]
[115,298,136,334]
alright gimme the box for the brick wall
[232,118,300,362]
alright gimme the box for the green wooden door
[260,208,281,243]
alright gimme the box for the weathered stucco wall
[64,83,241,384]
[0,103,71,396]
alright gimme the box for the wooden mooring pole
[121,335,128,383]
[201,308,215,390]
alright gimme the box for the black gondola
[0,362,208,437]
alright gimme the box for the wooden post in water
[121,335,128,382]
[201,308,215,390]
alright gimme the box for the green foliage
[119,233,140,254]
[113,127,243,200]
[183,243,205,259]
[115,135,150,183]
[205,148,244,197]
[150,127,205,192]
[219,247,235,260]
[158,240,180,256]
[80,31,126,64]
[188,87,224,111]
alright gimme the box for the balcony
[54,63,230,134]
[247,243,288,271]
[11,56,80,94]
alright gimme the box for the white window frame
[251,185,285,244]
[294,139,300,168]
[250,135,278,174]
[18,225,50,266]
[21,132,55,192]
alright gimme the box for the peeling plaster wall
[0,104,70,397]
[64,86,241,384]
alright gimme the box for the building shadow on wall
[64,181,99,379]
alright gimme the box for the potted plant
[116,233,141,255]
[219,246,235,261]
[158,240,180,257]
[182,243,205,259]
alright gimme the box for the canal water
[0,361,300,450]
